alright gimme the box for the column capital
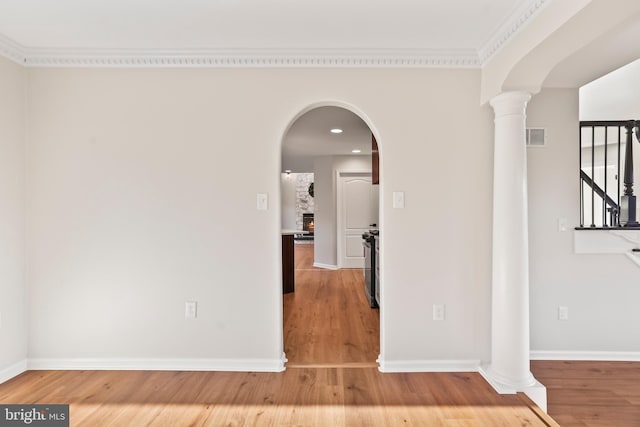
[490,91,531,117]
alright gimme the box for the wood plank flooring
[0,368,553,426]
[283,243,379,366]
[531,360,640,427]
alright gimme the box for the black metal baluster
[604,126,608,226]
[591,126,595,227]
[618,126,622,226]
[579,124,584,227]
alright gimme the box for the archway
[279,103,383,367]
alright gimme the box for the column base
[478,365,547,412]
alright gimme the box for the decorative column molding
[480,92,542,399]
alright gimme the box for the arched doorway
[279,104,382,367]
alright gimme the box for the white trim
[0,46,481,69]
[625,252,640,269]
[0,33,26,65]
[0,1,549,70]
[574,229,640,270]
[478,365,547,412]
[531,351,640,361]
[377,358,480,373]
[312,262,338,270]
[575,229,640,254]
[478,0,551,64]
[478,366,516,394]
[0,360,28,384]
[27,356,287,372]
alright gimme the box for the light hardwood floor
[0,368,555,426]
[531,360,640,427]
[0,244,563,426]
[283,243,379,366]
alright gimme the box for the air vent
[526,128,546,147]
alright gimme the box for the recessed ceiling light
[352,149,361,153]
[330,128,343,134]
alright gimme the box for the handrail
[579,170,619,209]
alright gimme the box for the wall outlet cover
[558,306,569,321]
[433,304,445,321]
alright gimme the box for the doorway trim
[278,100,383,369]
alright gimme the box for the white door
[338,172,375,269]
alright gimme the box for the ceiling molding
[0,0,548,69]
[0,33,26,65]
[17,48,480,69]
[478,0,551,64]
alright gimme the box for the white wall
[579,57,640,189]
[580,58,640,120]
[528,88,640,354]
[313,155,371,268]
[0,56,27,379]
[23,67,494,368]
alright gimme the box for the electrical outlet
[185,301,197,319]
[433,304,445,321]
[558,306,569,321]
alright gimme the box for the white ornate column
[481,91,546,410]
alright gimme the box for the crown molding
[0,33,26,65]
[0,0,548,69]
[478,0,551,64]
[16,48,480,68]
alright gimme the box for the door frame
[336,170,373,269]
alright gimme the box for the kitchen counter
[281,230,308,293]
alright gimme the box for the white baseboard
[0,359,28,384]
[27,356,287,372]
[313,262,338,270]
[377,358,480,373]
[531,350,640,361]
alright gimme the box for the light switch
[558,306,568,321]
[185,301,197,319]
[558,217,568,232]
[257,193,268,210]
[393,191,405,209]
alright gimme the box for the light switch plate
[558,306,568,321]
[393,191,405,209]
[257,193,268,210]
[433,304,445,321]
[558,217,568,232]
[185,301,197,319]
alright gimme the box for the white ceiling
[282,107,372,172]
[0,0,537,65]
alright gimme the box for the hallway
[283,243,380,366]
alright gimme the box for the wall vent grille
[526,128,546,146]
